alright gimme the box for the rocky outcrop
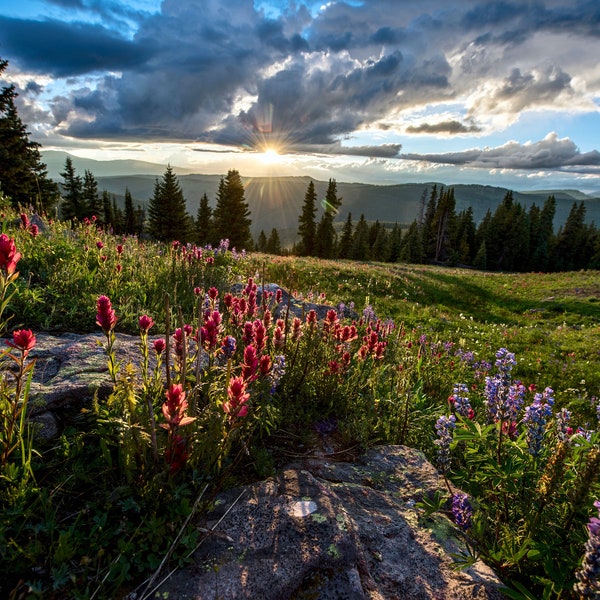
[16,334,505,598]
[148,446,504,600]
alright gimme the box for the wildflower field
[1,206,600,599]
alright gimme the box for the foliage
[0,58,59,213]
[212,169,252,250]
[0,207,599,598]
[146,165,191,242]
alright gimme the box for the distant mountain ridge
[43,150,600,241]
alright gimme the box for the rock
[151,446,505,600]
[17,332,161,437]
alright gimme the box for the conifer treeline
[291,181,600,272]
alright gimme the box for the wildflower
[29,224,39,238]
[116,244,124,255]
[116,263,122,273]
[165,434,189,474]
[208,287,219,301]
[484,350,524,424]
[96,240,104,250]
[153,338,166,355]
[138,314,154,333]
[574,500,600,596]
[270,355,286,393]
[434,414,456,474]
[522,387,554,456]
[556,407,572,441]
[362,304,376,323]
[260,354,272,375]
[194,286,202,296]
[220,335,236,359]
[223,376,249,418]
[20,213,30,228]
[451,383,475,420]
[7,329,36,358]
[96,295,117,333]
[291,317,303,342]
[200,310,222,352]
[452,492,473,531]
[242,344,259,381]
[0,233,21,276]
[161,383,195,428]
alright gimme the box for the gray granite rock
[150,446,505,600]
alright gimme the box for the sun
[260,147,281,164]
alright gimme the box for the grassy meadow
[1,207,600,599]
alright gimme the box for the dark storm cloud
[2,0,599,166]
[406,120,481,134]
[400,134,600,171]
[0,16,154,76]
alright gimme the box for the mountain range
[43,150,600,243]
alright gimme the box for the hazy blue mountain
[43,151,600,244]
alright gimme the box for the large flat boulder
[151,446,504,600]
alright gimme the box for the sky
[1,0,600,193]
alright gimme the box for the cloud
[406,120,481,134]
[400,132,600,171]
[0,16,154,76]
[0,0,599,178]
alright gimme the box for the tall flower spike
[0,233,21,276]
[96,295,117,333]
[574,500,600,596]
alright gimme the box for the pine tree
[147,165,190,242]
[297,180,318,256]
[486,191,529,271]
[399,220,424,263]
[111,196,123,234]
[60,157,83,221]
[256,230,267,252]
[82,169,102,219]
[0,58,59,213]
[124,188,135,234]
[315,179,341,259]
[338,212,354,258]
[350,214,370,261]
[388,223,403,263]
[552,201,588,271]
[372,225,390,262]
[529,195,555,271]
[212,169,252,250]
[266,228,282,254]
[102,190,113,226]
[195,192,213,246]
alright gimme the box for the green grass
[1,212,599,599]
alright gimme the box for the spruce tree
[315,178,341,259]
[212,169,252,250]
[60,157,83,221]
[147,165,190,242]
[350,214,370,261]
[195,192,213,246]
[256,230,267,252]
[102,190,113,226]
[82,169,102,219]
[124,188,135,234]
[266,228,282,254]
[297,180,318,256]
[338,212,354,259]
[0,58,59,213]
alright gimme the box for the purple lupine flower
[452,492,473,531]
[434,415,456,474]
[220,335,237,359]
[556,407,573,441]
[363,305,376,323]
[484,349,525,425]
[269,355,286,394]
[574,500,600,596]
[451,383,475,419]
[522,387,555,456]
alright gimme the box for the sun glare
[261,147,281,164]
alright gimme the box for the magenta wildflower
[138,314,155,333]
[96,295,117,333]
[7,329,36,358]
